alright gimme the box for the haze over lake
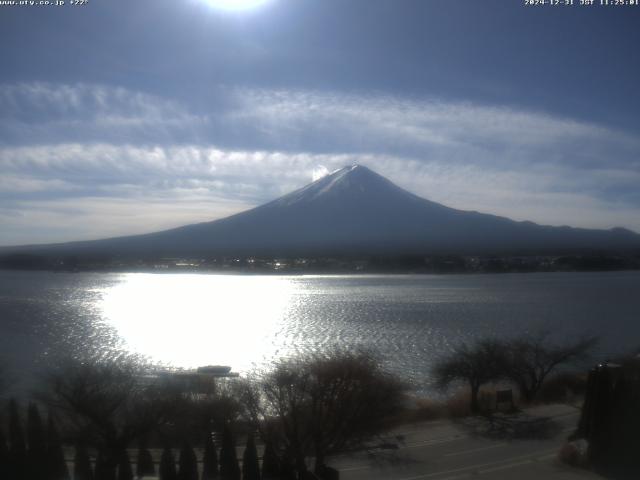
[1,270,639,395]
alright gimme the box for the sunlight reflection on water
[2,270,640,395]
[98,273,296,372]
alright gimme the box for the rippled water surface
[1,270,639,394]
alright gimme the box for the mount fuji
[4,165,640,257]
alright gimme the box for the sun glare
[201,0,271,11]
[98,273,295,372]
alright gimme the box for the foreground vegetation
[0,334,616,479]
[0,349,407,480]
[434,332,597,413]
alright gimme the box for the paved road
[328,404,604,480]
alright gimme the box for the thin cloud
[0,83,206,146]
[1,82,639,245]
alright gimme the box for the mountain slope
[4,165,640,257]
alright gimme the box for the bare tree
[433,339,505,414]
[435,334,597,411]
[39,351,169,473]
[181,380,243,442]
[242,349,407,475]
[503,333,597,402]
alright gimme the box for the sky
[1,0,639,246]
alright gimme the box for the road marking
[443,443,506,457]
[396,449,557,480]
[404,435,467,449]
[339,465,370,472]
[432,474,472,480]
[478,453,556,474]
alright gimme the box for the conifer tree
[219,426,240,480]
[74,443,94,480]
[260,441,279,480]
[201,434,218,480]
[279,453,296,480]
[8,399,27,480]
[159,447,177,480]
[27,402,47,480]
[241,435,260,480]
[136,443,155,478]
[95,450,116,480]
[0,428,10,480]
[117,450,134,480]
[46,414,70,480]
[178,442,198,480]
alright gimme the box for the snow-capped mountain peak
[5,165,639,257]
[271,164,418,207]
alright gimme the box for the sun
[201,0,271,11]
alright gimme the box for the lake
[1,270,639,395]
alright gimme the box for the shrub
[243,349,407,476]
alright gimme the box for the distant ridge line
[1,164,639,258]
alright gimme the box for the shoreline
[1,265,639,276]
